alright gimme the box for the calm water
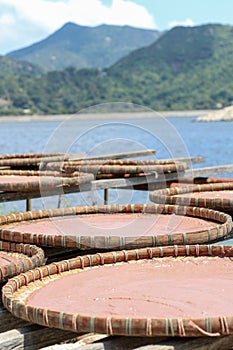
[1,115,232,165]
[0,114,232,243]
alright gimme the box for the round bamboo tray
[0,204,231,249]
[149,182,233,214]
[0,172,94,192]
[45,160,187,178]
[0,240,45,282]
[3,244,233,337]
[66,159,184,165]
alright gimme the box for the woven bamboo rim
[2,244,233,337]
[45,161,187,176]
[0,172,94,192]
[0,240,45,282]
[0,204,231,248]
[150,182,233,210]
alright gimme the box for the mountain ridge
[7,22,161,71]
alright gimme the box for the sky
[0,0,232,55]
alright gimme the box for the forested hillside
[1,24,233,116]
[108,23,233,110]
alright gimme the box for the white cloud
[0,0,157,54]
[0,13,15,26]
[168,18,195,28]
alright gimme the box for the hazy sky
[0,0,232,54]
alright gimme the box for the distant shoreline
[0,110,213,123]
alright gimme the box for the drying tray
[0,204,231,249]
[45,160,187,177]
[150,182,233,213]
[3,244,233,337]
[0,240,45,282]
[0,172,94,192]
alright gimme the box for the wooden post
[57,195,62,208]
[104,188,109,205]
[26,199,31,211]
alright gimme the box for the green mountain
[6,22,160,71]
[107,23,233,110]
[1,23,233,115]
[0,56,44,114]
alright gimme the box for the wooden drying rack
[0,150,232,212]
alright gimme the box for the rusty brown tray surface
[0,240,45,282]
[150,182,233,211]
[0,172,94,192]
[0,204,231,249]
[3,244,233,337]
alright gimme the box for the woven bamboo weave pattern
[150,182,233,211]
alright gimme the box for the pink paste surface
[4,213,220,237]
[26,257,233,318]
